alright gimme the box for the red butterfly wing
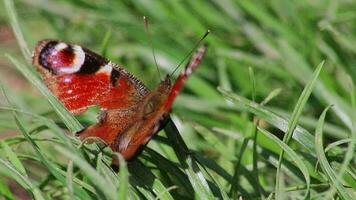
[32,40,148,114]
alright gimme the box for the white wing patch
[56,44,85,74]
[96,62,113,75]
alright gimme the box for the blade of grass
[260,88,282,106]
[237,0,298,46]
[258,128,310,199]
[248,67,265,198]
[0,177,15,200]
[193,153,233,184]
[55,145,117,200]
[217,56,232,91]
[116,154,129,200]
[13,114,94,199]
[218,88,315,153]
[1,85,93,199]
[229,137,249,198]
[143,147,195,194]
[165,120,216,200]
[0,105,77,151]
[0,141,27,177]
[315,106,353,200]
[100,28,112,57]
[0,158,45,200]
[128,160,175,200]
[336,77,355,180]
[6,55,83,133]
[278,40,353,130]
[66,161,74,200]
[275,60,324,200]
[193,124,237,161]
[4,0,31,62]
[197,162,230,200]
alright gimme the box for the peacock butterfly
[32,39,207,160]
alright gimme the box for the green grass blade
[12,115,93,199]
[37,117,77,150]
[184,157,215,200]
[278,40,353,130]
[218,88,315,152]
[66,161,74,199]
[116,154,129,200]
[144,147,194,193]
[197,161,231,200]
[3,90,92,200]
[0,140,27,177]
[4,96,99,198]
[193,124,237,161]
[0,177,15,200]
[0,158,45,200]
[129,160,175,200]
[217,56,232,91]
[100,28,112,57]
[55,145,117,200]
[315,106,354,200]
[260,88,282,106]
[165,120,216,200]
[337,77,356,180]
[259,128,310,199]
[275,60,324,199]
[4,0,31,62]
[6,55,83,133]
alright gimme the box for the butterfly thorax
[111,76,172,159]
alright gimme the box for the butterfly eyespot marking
[39,41,85,75]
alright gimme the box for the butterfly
[32,39,207,160]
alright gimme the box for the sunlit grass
[0,0,355,199]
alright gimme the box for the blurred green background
[0,0,355,199]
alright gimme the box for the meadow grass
[0,0,355,199]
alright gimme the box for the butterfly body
[32,39,206,160]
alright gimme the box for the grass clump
[0,0,355,199]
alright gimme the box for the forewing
[32,40,148,114]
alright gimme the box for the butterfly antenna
[143,16,162,81]
[170,30,210,77]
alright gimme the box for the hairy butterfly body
[32,39,207,160]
